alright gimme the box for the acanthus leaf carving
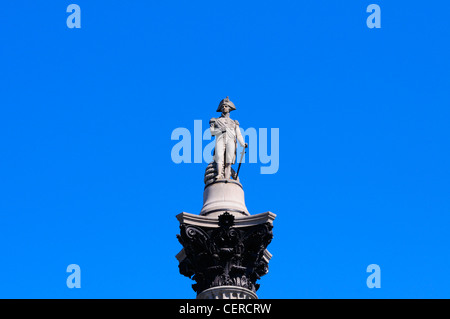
[177,213,273,295]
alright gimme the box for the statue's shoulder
[209,117,217,124]
[234,120,240,126]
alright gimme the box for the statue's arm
[209,118,222,136]
[234,121,247,147]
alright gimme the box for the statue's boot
[224,163,232,180]
[215,161,224,179]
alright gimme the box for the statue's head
[216,96,236,113]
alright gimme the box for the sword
[236,144,247,178]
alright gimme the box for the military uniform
[210,97,247,180]
[210,117,245,165]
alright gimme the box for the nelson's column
[176,97,276,299]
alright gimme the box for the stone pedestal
[200,179,249,217]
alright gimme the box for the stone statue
[209,97,248,180]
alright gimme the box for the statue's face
[222,104,231,113]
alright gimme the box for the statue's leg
[215,139,225,179]
[224,140,236,180]
[216,161,224,179]
[224,163,231,180]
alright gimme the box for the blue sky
[0,1,449,298]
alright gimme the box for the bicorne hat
[216,96,236,112]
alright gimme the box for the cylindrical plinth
[197,286,257,299]
[200,179,249,217]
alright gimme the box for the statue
[209,97,248,180]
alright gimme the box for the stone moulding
[176,211,276,228]
[197,285,258,299]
